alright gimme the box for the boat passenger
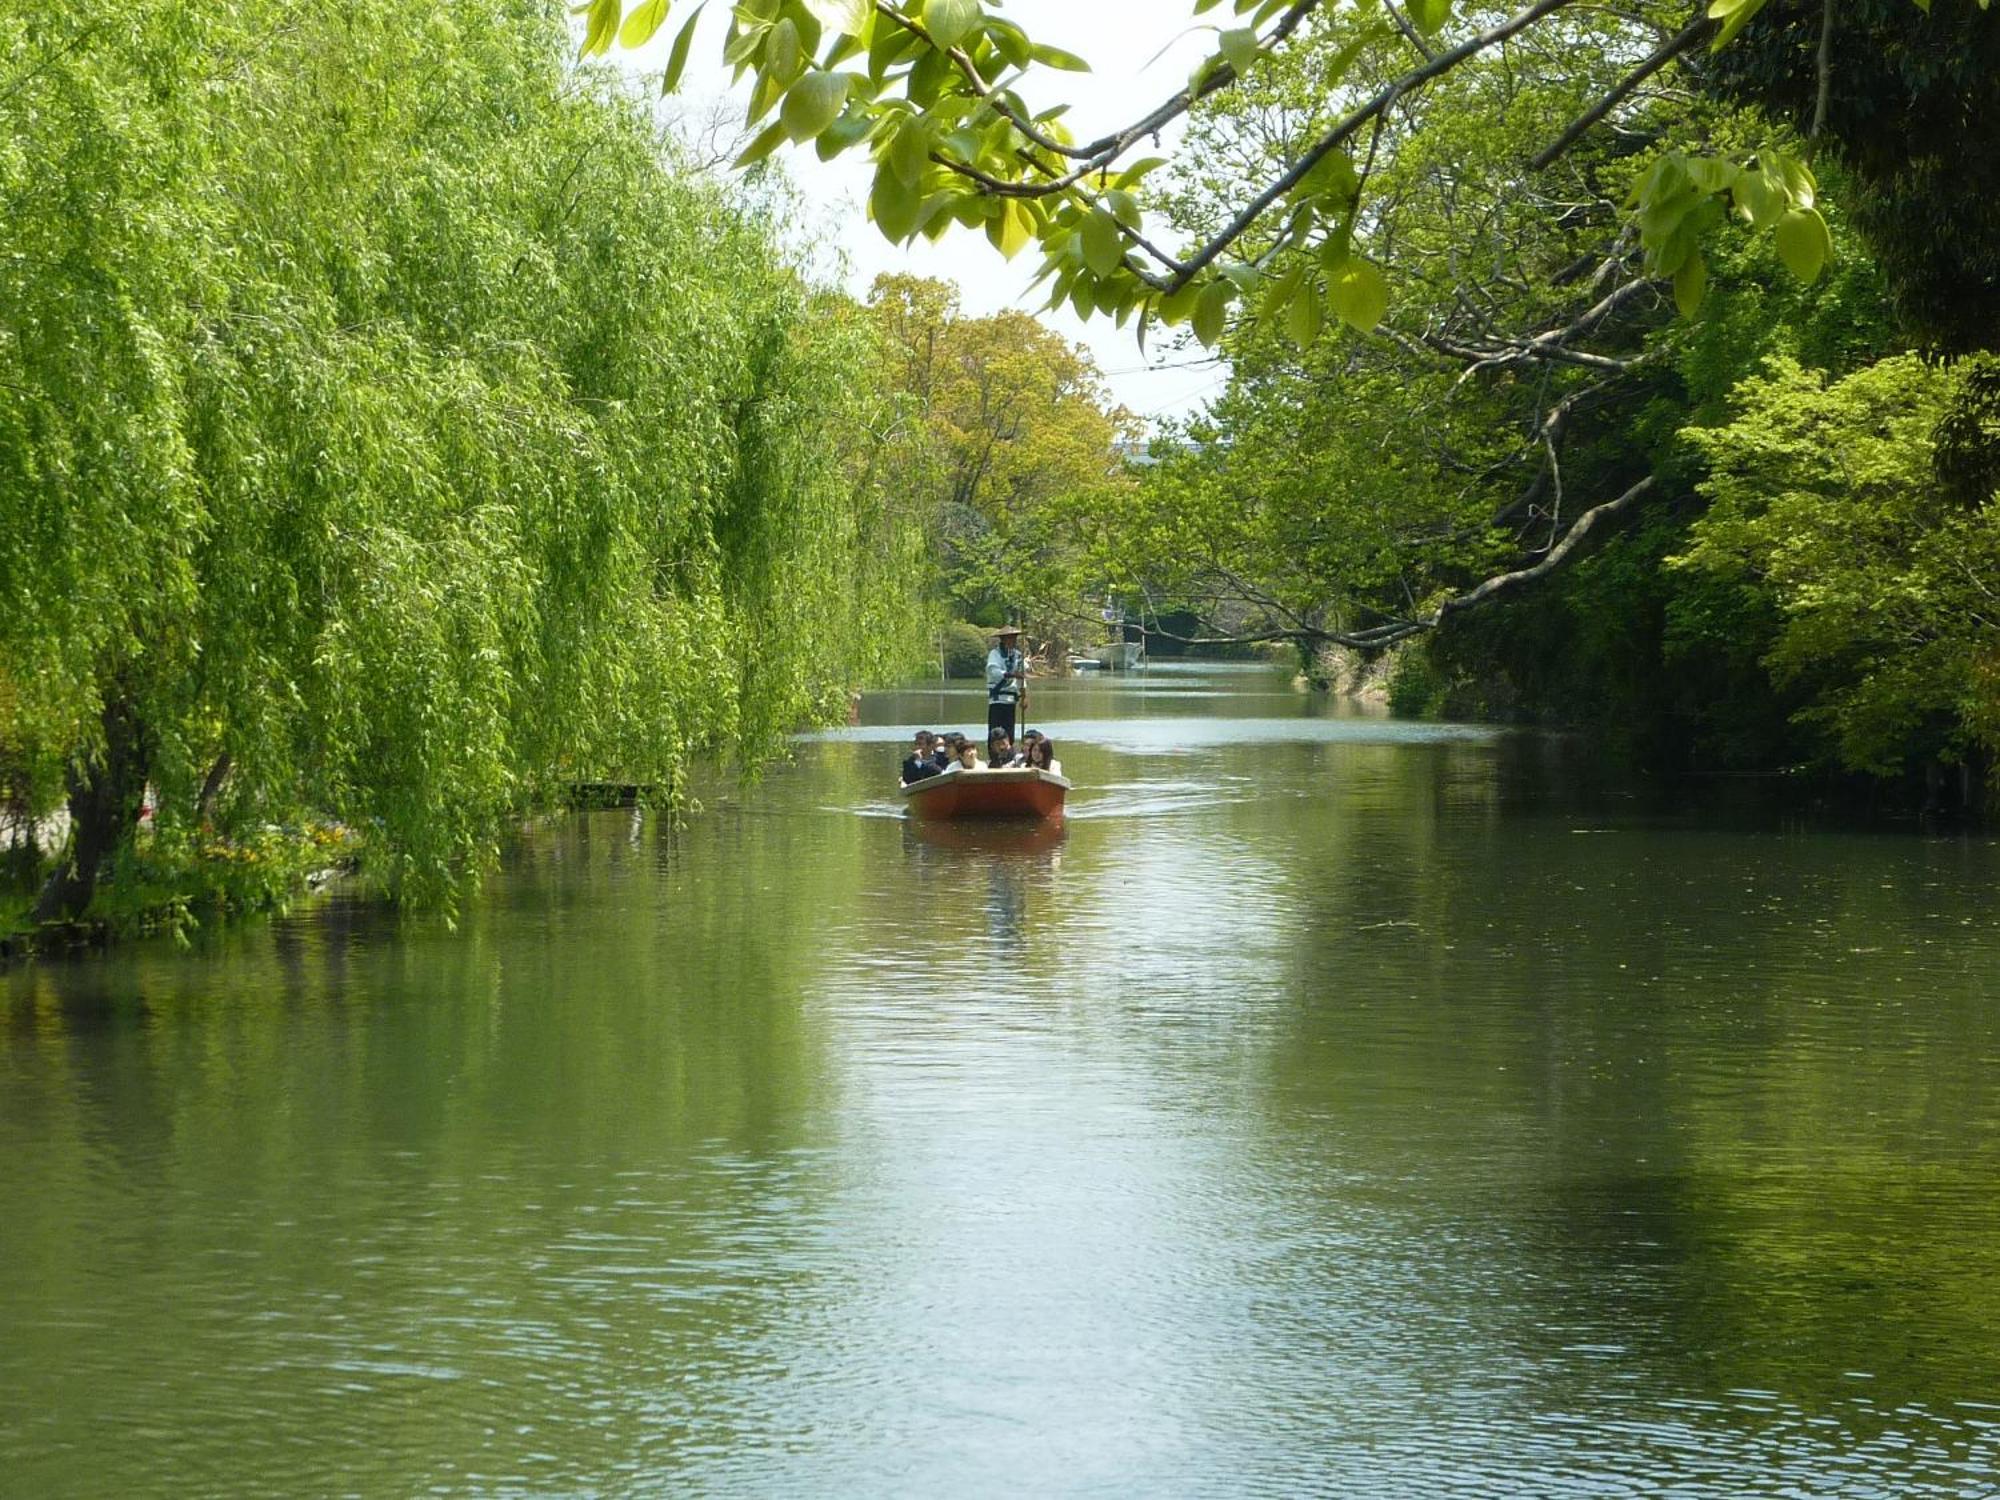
[987,728,1023,767]
[902,730,942,786]
[944,741,983,773]
[1026,736,1060,777]
[930,732,953,771]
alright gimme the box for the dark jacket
[902,753,942,785]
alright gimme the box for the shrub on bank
[941,622,990,679]
[1387,645,1451,718]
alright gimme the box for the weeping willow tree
[0,0,927,921]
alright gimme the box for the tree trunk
[33,694,152,924]
[196,751,232,828]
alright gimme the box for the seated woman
[1025,736,1061,777]
[943,739,983,773]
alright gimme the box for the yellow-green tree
[867,275,1137,632]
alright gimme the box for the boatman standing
[986,625,1026,743]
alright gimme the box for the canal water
[4,664,1998,1496]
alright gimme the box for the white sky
[610,2,1226,427]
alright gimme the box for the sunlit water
[4,664,1999,1496]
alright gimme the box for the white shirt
[985,646,1022,702]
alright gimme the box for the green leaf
[1259,260,1305,320]
[988,19,1031,69]
[723,23,766,68]
[1081,206,1124,277]
[619,0,670,48]
[660,3,705,91]
[868,17,915,77]
[781,70,848,141]
[924,0,980,49]
[870,164,923,241]
[1319,23,1385,89]
[1028,42,1092,71]
[1294,148,1359,206]
[1673,251,1708,317]
[581,0,621,56]
[1763,147,1817,209]
[816,107,872,158]
[1217,260,1263,292]
[1732,166,1784,230]
[1286,281,1323,346]
[1406,0,1452,34]
[733,118,788,167]
[747,64,784,122]
[1220,27,1261,73]
[1325,259,1388,332]
[988,198,1034,259]
[890,116,930,187]
[1707,0,1771,49]
[1115,157,1169,187]
[1774,207,1831,284]
[1684,156,1738,195]
[1193,281,1232,347]
[1159,280,1200,326]
[767,15,802,77]
[803,0,869,35]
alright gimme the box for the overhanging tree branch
[1170,0,1581,289]
[1528,18,1709,172]
[1123,476,1660,654]
[1432,474,1656,620]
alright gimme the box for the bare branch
[1171,0,1581,289]
[1811,0,1835,140]
[1527,18,1708,172]
[883,0,1325,190]
[1434,475,1656,621]
[1126,477,1660,655]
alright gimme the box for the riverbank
[0,771,735,963]
[0,822,362,962]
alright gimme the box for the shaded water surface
[4,665,1999,1496]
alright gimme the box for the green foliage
[576,0,1894,349]
[1675,356,2000,774]
[1706,0,2000,351]
[0,0,927,916]
[939,621,991,678]
[85,823,362,948]
[867,275,1136,637]
[1385,647,1451,718]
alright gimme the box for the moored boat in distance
[900,766,1071,822]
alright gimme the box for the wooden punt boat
[899,766,1071,822]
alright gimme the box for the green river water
[3,664,1998,1496]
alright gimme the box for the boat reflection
[901,816,1068,858]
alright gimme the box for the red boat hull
[900,767,1070,822]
